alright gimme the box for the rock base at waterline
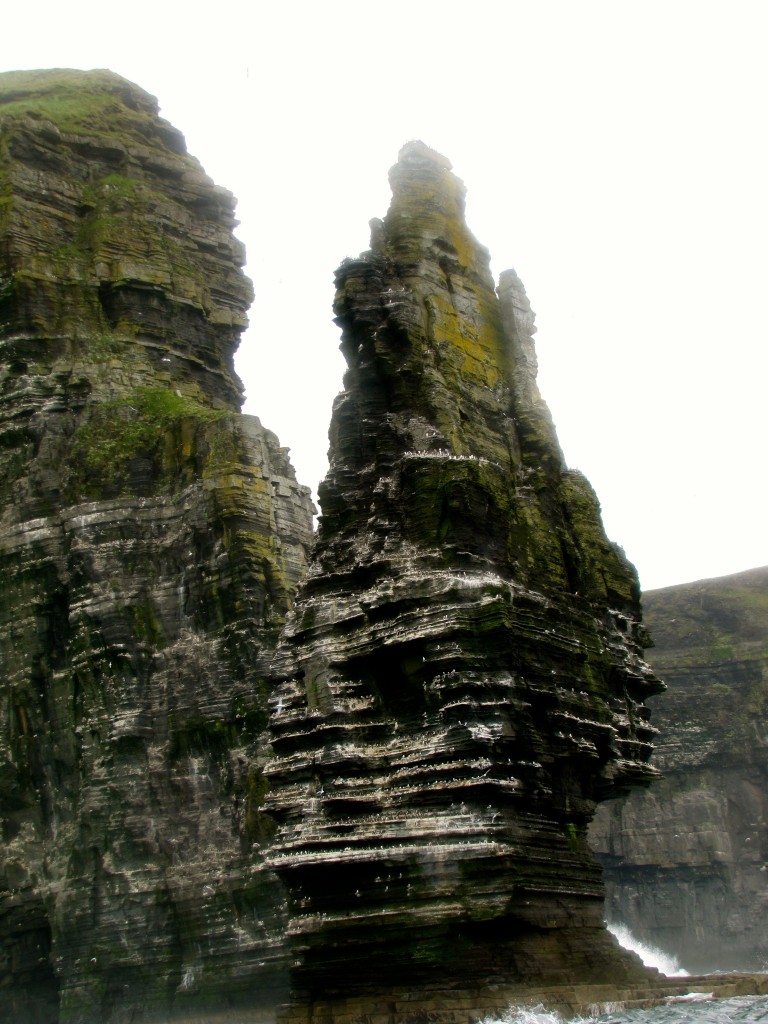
[275,973,768,1024]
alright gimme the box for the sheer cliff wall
[0,70,314,1022]
[590,566,768,973]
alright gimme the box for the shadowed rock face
[590,566,768,973]
[0,70,314,1022]
[263,142,662,1001]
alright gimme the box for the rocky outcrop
[590,566,768,973]
[5,67,719,1022]
[263,141,663,1012]
[0,70,314,1022]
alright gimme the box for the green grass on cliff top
[0,68,187,153]
[644,566,768,662]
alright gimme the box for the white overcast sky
[3,0,767,591]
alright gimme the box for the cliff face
[0,70,314,1022]
[0,71,674,1021]
[263,142,662,1007]
[590,566,768,973]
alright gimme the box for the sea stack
[264,142,664,1011]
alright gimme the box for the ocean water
[480,926,768,1024]
[482,995,768,1023]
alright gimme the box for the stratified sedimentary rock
[263,141,663,1010]
[0,70,313,1022]
[590,566,768,973]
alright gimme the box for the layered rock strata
[0,70,314,1022]
[590,566,768,972]
[263,141,663,1006]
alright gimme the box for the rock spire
[263,141,663,1006]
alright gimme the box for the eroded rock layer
[590,566,768,972]
[0,70,314,1022]
[264,142,663,1002]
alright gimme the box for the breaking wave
[608,921,689,977]
[481,994,768,1024]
